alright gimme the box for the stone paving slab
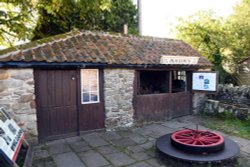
[65,136,83,143]
[161,120,193,129]
[127,145,145,153]
[46,139,66,146]
[32,157,56,167]
[68,140,91,153]
[128,162,152,167]
[118,130,135,137]
[240,144,250,154]
[175,115,199,123]
[33,149,50,160]
[146,158,166,167]
[144,124,175,135]
[78,150,110,167]
[31,115,250,167]
[110,137,137,147]
[53,152,85,167]
[82,133,109,147]
[133,127,154,136]
[96,145,119,154]
[104,152,136,166]
[183,124,210,131]
[100,131,122,141]
[130,152,151,161]
[47,142,71,155]
[127,133,148,144]
[230,135,250,148]
[139,141,154,150]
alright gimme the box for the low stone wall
[104,69,135,130]
[211,84,250,107]
[203,84,250,120]
[0,69,37,141]
[193,84,250,120]
[204,99,249,120]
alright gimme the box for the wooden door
[77,69,105,133]
[35,70,78,142]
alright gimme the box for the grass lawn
[198,114,250,140]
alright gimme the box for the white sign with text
[160,55,199,65]
[192,72,217,91]
[0,108,24,165]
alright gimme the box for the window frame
[80,69,100,104]
[172,70,187,93]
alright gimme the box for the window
[172,71,186,92]
[81,69,99,104]
[139,71,169,94]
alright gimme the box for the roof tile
[0,30,212,67]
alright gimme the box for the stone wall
[204,99,249,120]
[192,92,207,114]
[104,69,135,130]
[210,84,250,107]
[0,69,37,141]
[203,84,250,120]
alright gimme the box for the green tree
[101,0,137,34]
[32,0,137,40]
[0,0,35,47]
[175,0,250,84]
[175,11,232,83]
[225,0,250,63]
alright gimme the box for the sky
[133,0,241,38]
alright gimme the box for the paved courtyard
[31,115,250,167]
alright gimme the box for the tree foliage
[0,0,35,47]
[101,0,137,34]
[175,0,250,84]
[226,0,250,63]
[32,0,137,40]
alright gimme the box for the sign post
[0,107,25,166]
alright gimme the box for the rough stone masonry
[104,69,135,130]
[0,69,37,141]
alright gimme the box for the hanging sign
[192,72,218,91]
[160,55,200,65]
[0,107,24,165]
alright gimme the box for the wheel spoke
[199,141,205,145]
[192,140,198,145]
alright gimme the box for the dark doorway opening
[172,71,186,93]
[139,71,169,94]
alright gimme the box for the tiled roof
[0,30,211,67]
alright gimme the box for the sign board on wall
[160,55,200,65]
[0,107,24,165]
[192,72,218,91]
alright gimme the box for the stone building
[0,30,211,143]
[238,57,250,85]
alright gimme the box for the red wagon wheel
[171,129,225,153]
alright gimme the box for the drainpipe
[137,0,142,36]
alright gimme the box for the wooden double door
[34,70,105,143]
